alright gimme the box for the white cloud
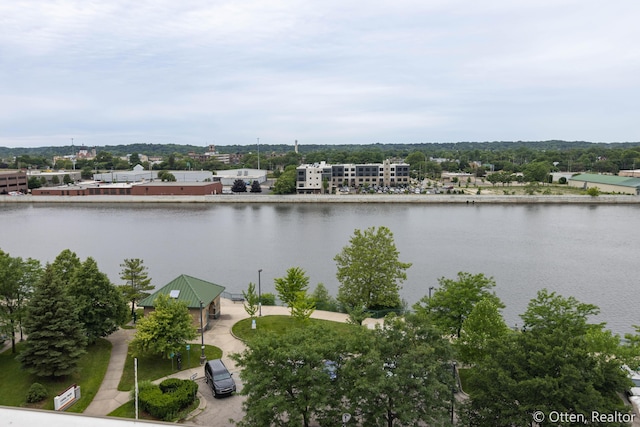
[1,0,639,147]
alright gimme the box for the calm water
[1,202,638,335]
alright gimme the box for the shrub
[260,293,276,306]
[138,378,198,421]
[559,176,567,184]
[26,383,48,403]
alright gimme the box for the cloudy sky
[1,1,639,148]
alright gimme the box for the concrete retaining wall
[2,194,640,204]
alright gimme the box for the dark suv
[204,359,236,398]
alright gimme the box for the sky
[1,1,639,148]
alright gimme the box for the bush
[559,176,567,184]
[26,383,48,403]
[138,378,198,421]
[260,293,276,306]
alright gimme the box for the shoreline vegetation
[1,193,640,204]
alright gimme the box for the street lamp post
[429,286,434,299]
[257,138,260,170]
[258,269,262,317]
[451,361,457,425]
[200,301,206,365]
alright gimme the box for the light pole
[429,286,434,299]
[257,137,260,170]
[258,269,262,317]
[451,361,457,425]
[199,301,206,365]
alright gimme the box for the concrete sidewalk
[83,298,382,417]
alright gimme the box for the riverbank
[1,194,640,204]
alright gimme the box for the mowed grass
[118,344,222,391]
[232,315,360,341]
[0,338,111,412]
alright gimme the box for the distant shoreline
[2,194,640,204]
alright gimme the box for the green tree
[274,267,310,313]
[335,226,411,321]
[68,257,128,344]
[290,291,316,321]
[63,174,72,185]
[129,293,197,358]
[231,323,347,427]
[242,282,260,318]
[455,298,510,365]
[17,264,87,377]
[51,249,82,286]
[119,258,153,318]
[0,250,42,352]
[523,161,550,183]
[273,165,297,194]
[51,175,60,185]
[231,179,247,192]
[414,272,504,338]
[311,283,339,312]
[342,313,454,427]
[249,180,262,193]
[27,176,42,189]
[463,290,629,427]
[129,153,141,166]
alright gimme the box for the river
[1,202,638,335]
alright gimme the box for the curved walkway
[84,298,383,417]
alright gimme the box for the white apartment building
[296,160,410,194]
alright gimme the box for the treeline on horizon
[3,140,640,159]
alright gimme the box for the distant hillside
[2,140,640,160]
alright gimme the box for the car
[324,360,337,380]
[204,359,236,398]
[625,367,640,397]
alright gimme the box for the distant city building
[214,169,267,186]
[27,170,82,186]
[568,173,640,195]
[296,160,410,194]
[0,170,28,194]
[93,165,214,183]
[31,180,223,196]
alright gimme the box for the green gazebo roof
[138,274,225,308]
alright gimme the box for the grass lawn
[0,338,111,412]
[232,315,360,341]
[118,344,222,391]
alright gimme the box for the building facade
[0,170,28,194]
[296,160,410,194]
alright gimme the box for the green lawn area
[232,315,360,341]
[117,344,222,391]
[0,338,111,412]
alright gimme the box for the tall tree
[17,264,87,377]
[129,293,197,358]
[0,250,42,353]
[119,258,153,318]
[342,314,454,427]
[273,165,297,194]
[68,257,129,344]
[231,323,347,427]
[462,290,629,427]
[414,272,504,338]
[455,298,510,365]
[274,267,310,313]
[335,226,411,321]
[51,249,81,286]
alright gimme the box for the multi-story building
[0,170,28,194]
[296,160,410,194]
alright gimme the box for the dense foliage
[335,226,411,323]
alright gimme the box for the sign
[54,384,81,411]
[186,344,191,351]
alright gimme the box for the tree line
[233,226,640,426]
[0,250,154,378]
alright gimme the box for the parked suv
[204,359,236,398]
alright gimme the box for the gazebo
[137,274,225,331]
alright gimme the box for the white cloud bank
[1,0,639,147]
